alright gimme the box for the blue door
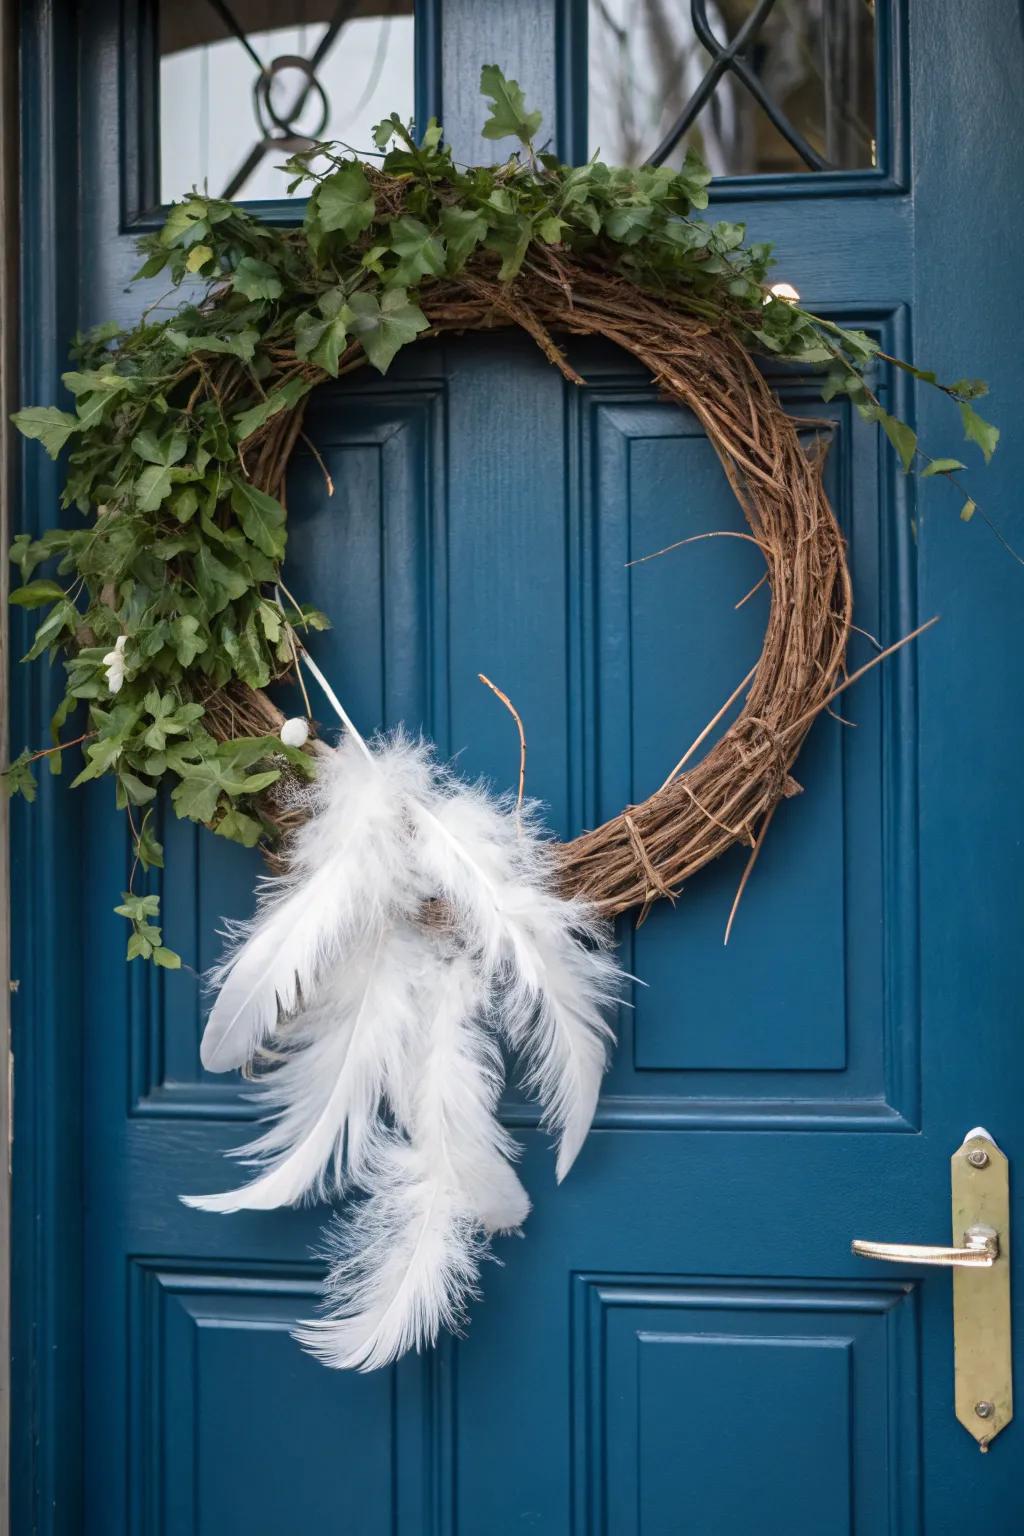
[11,2,1024,1531]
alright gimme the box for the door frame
[9,4,84,1533]
[0,0,16,1528]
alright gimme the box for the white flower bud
[102,634,129,694]
[280,717,310,748]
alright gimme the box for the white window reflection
[159,1,414,204]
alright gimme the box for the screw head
[967,1148,990,1168]
[975,1400,995,1419]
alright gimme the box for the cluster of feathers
[183,731,620,1371]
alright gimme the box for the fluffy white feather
[294,1138,483,1372]
[409,773,618,1180]
[296,944,529,1369]
[400,944,530,1234]
[199,735,430,1073]
[184,925,427,1211]
[188,728,621,1371]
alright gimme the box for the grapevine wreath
[8,67,994,950]
[6,72,998,1368]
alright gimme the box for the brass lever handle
[852,1224,999,1268]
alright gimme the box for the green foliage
[6,66,996,966]
[2,749,38,802]
[114,890,181,968]
[480,64,543,147]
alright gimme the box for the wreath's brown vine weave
[210,254,853,921]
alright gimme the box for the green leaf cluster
[5,66,997,965]
[114,890,181,968]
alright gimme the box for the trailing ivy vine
[5,67,998,968]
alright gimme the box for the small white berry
[280,717,310,748]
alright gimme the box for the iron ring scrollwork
[645,0,833,174]
[204,0,361,199]
[254,55,331,146]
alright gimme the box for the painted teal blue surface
[11,2,1024,1532]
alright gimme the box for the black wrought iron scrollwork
[203,0,362,199]
[644,0,832,173]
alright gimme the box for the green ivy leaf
[537,214,566,245]
[232,377,311,443]
[440,207,488,273]
[159,199,209,248]
[487,220,532,281]
[118,771,157,806]
[70,732,127,786]
[185,243,214,273]
[135,463,175,512]
[315,165,376,241]
[877,410,918,473]
[235,613,272,688]
[172,488,199,523]
[372,113,402,150]
[2,749,38,803]
[132,429,188,466]
[230,480,287,559]
[959,401,1000,463]
[165,328,259,362]
[603,205,655,244]
[258,600,282,642]
[9,527,72,580]
[9,579,67,608]
[921,458,966,478]
[215,806,264,847]
[950,378,989,401]
[479,64,542,145]
[346,287,429,374]
[126,930,153,961]
[170,764,224,823]
[11,405,79,458]
[231,257,283,302]
[194,543,251,611]
[23,599,78,663]
[387,215,446,285]
[136,814,164,871]
[171,614,208,665]
[294,288,351,376]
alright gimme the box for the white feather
[294,1139,482,1372]
[199,735,429,1073]
[400,944,530,1234]
[183,925,426,1211]
[188,727,621,1372]
[295,944,529,1370]
[409,773,618,1180]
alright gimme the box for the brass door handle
[850,1128,1012,1452]
[852,1224,999,1267]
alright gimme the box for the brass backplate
[952,1128,1012,1449]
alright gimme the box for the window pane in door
[159,0,414,204]
[588,0,877,176]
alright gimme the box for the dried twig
[478,672,527,810]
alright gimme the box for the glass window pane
[588,0,876,176]
[159,1,414,204]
